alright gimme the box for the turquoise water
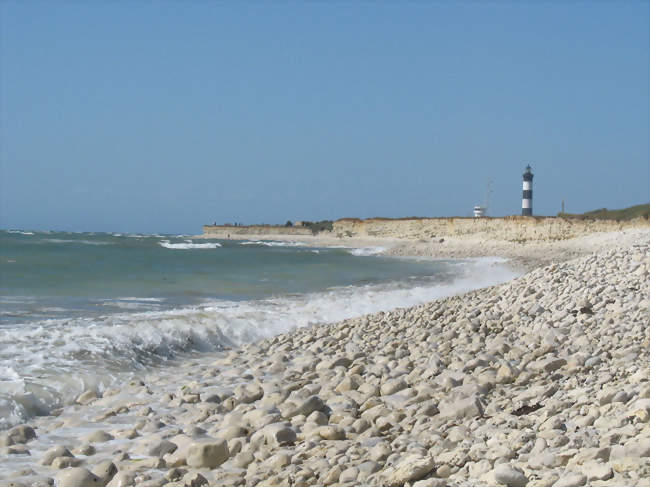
[2,230,452,323]
[0,229,519,428]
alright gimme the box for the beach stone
[381,378,408,396]
[496,362,518,384]
[180,472,208,487]
[165,468,186,482]
[553,473,587,487]
[76,390,99,405]
[91,460,117,485]
[145,439,178,457]
[357,460,380,479]
[318,356,353,370]
[74,444,96,456]
[4,445,30,455]
[610,438,650,459]
[412,480,448,487]
[305,410,328,426]
[439,395,484,419]
[370,442,391,462]
[335,375,362,392]
[40,445,74,465]
[283,396,325,419]
[264,451,291,469]
[82,430,114,444]
[339,466,359,483]
[294,395,326,417]
[492,464,528,487]
[0,425,36,446]
[218,425,250,440]
[322,465,341,485]
[233,450,255,468]
[105,471,136,487]
[581,461,613,481]
[316,425,346,440]
[234,383,263,404]
[186,439,229,468]
[568,447,610,465]
[55,468,101,487]
[253,423,297,447]
[51,457,83,469]
[381,453,436,486]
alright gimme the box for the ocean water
[0,230,519,429]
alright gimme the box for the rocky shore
[1,236,649,487]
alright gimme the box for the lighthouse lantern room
[522,165,533,216]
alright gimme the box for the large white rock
[40,445,74,465]
[553,473,587,487]
[381,453,436,487]
[0,425,36,446]
[610,438,650,459]
[56,468,101,487]
[580,461,613,481]
[492,464,528,487]
[439,395,484,419]
[250,423,297,448]
[234,383,263,404]
[91,460,118,486]
[186,439,229,468]
[380,378,408,396]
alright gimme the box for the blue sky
[1,1,648,233]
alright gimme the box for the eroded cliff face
[203,217,649,242]
[203,225,313,237]
[330,217,650,242]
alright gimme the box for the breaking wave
[240,241,306,247]
[0,257,519,429]
[159,241,222,250]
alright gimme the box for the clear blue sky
[1,1,648,234]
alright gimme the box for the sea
[0,229,520,430]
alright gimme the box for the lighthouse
[522,164,533,216]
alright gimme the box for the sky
[1,1,648,234]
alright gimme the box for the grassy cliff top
[559,203,649,221]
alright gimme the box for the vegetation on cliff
[301,220,334,234]
[558,203,649,221]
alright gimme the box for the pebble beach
[1,229,649,487]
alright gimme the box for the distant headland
[204,204,649,243]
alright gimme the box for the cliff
[203,216,649,242]
[203,225,313,237]
[330,216,650,242]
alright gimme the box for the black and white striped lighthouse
[522,164,533,216]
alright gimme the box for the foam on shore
[0,257,519,430]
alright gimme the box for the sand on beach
[1,228,649,487]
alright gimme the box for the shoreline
[198,227,650,271]
[1,229,649,486]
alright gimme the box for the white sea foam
[37,307,69,313]
[159,241,222,249]
[0,258,520,428]
[6,230,34,235]
[348,246,388,256]
[240,241,306,247]
[0,296,36,305]
[100,297,164,310]
[114,297,165,302]
[42,239,112,246]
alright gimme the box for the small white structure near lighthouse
[522,164,534,216]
